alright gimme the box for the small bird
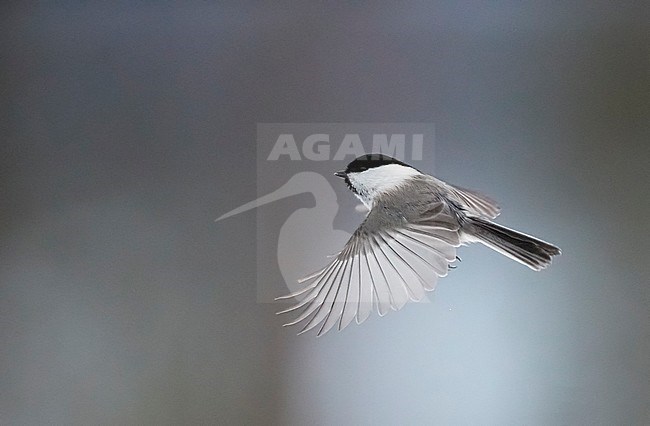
[277,154,561,336]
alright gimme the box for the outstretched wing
[276,201,461,336]
[445,183,501,219]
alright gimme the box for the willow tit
[277,154,561,336]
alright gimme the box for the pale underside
[276,176,500,336]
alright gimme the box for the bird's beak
[334,171,346,179]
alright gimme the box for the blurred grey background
[1,2,648,425]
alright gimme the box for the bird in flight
[277,154,561,336]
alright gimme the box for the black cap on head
[344,153,413,174]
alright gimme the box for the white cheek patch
[361,164,421,191]
[349,164,421,208]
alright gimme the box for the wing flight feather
[277,199,461,336]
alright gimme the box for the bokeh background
[1,2,648,425]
